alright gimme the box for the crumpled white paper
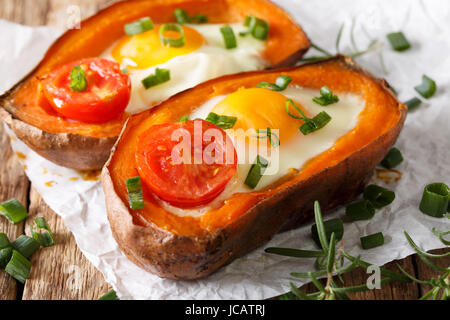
[1,0,449,300]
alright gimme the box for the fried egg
[101,23,268,114]
[162,86,366,217]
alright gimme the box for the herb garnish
[312,86,339,106]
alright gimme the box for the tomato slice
[40,58,131,123]
[136,120,238,208]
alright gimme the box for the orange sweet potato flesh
[0,0,309,170]
[102,56,407,280]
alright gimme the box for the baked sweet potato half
[0,0,310,170]
[101,55,407,280]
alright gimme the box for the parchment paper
[1,0,449,299]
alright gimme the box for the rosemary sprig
[396,231,450,300]
[266,200,449,300]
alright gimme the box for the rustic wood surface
[0,0,448,300]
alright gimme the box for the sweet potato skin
[102,56,407,280]
[0,0,309,170]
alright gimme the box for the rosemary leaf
[265,247,325,258]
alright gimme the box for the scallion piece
[380,147,403,169]
[311,218,344,248]
[0,233,11,250]
[179,115,190,122]
[69,65,87,92]
[414,75,437,99]
[363,184,395,208]
[386,32,411,51]
[241,15,270,40]
[124,17,154,36]
[244,155,268,189]
[299,111,332,135]
[256,75,292,91]
[345,200,375,221]
[419,183,449,218]
[404,97,422,112]
[30,217,54,247]
[125,177,145,210]
[312,86,339,106]
[5,250,31,284]
[0,198,28,224]
[205,112,237,130]
[220,25,237,49]
[159,23,185,47]
[12,235,40,259]
[360,232,385,249]
[0,247,13,269]
[99,289,119,300]
[142,68,171,89]
[174,9,207,24]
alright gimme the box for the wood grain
[0,124,30,300]
[22,187,111,300]
[0,0,448,300]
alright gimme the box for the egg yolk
[111,25,204,69]
[212,88,307,143]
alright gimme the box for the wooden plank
[0,125,30,300]
[21,187,111,300]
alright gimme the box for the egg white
[101,23,268,114]
[160,86,366,217]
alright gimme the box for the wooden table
[0,0,448,300]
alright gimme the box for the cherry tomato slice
[40,58,131,123]
[136,120,238,208]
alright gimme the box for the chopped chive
[159,23,185,47]
[311,218,344,248]
[380,147,403,169]
[256,75,292,91]
[360,232,385,249]
[363,184,395,208]
[299,111,332,135]
[126,177,145,210]
[0,247,13,269]
[312,86,339,106]
[5,250,31,283]
[179,115,190,122]
[244,155,268,189]
[285,99,332,135]
[142,68,170,89]
[12,235,40,259]
[121,68,128,74]
[0,233,11,250]
[241,15,270,40]
[345,200,376,221]
[174,8,190,24]
[0,198,28,224]
[386,32,411,51]
[30,217,55,247]
[174,9,207,24]
[69,65,87,92]
[255,127,280,147]
[220,25,237,49]
[419,183,449,218]
[404,97,422,112]
[414,75,437,99]
[99,289,119,300]
[205,112,237,130]
[124,17,154,36]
